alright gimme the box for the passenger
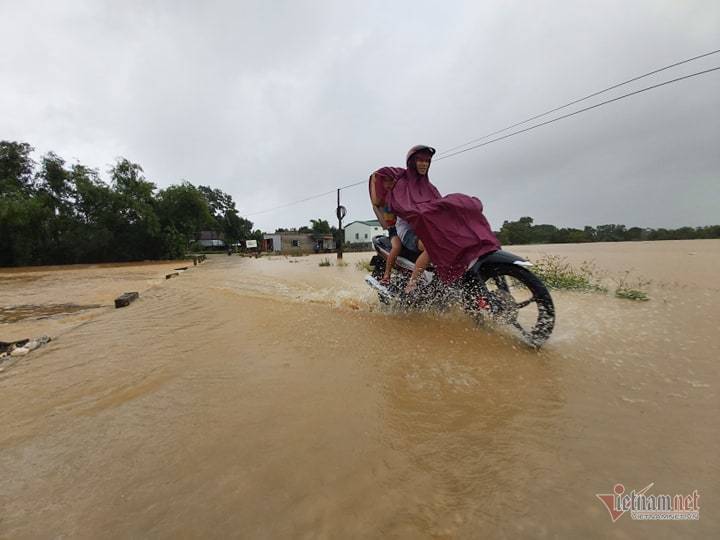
[370,170,401,285]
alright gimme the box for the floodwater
[1,241,718,538]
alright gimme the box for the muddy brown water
[1,241,718,538]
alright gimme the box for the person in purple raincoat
[377,145,501,289]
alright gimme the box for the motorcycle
[365,235,556,347]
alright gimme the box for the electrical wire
[246,188,337,216]
[435,65,720,161]
[245,177,367,216]
[243,61,720,216]
[435,48,720,157]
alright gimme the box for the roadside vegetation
[531,255,651,301]
[531,255,607,292]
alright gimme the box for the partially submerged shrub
[531,255,606,292]
[614,271,651,301]
[318,257,332,267]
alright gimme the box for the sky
[1,0,719,232]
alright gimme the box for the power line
[339,180,366,190]
[435,65,720,161]
[245,178,367,217]
[435,48,720,157]
[243,62,720,217]
[246,188,336,216]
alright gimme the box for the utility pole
[336,188,346,260]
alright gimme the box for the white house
[344,220,385,244]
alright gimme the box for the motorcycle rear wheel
[465,263,555,347]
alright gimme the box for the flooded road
[1,241,718,538]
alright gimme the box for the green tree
[197,185,253,243]
[34,152,76,262]
[624,227,644,241]
[0,194,53,265]
[595,224,626,242]
[66,163,117,262]
[109,158,162,260]
[157,182,214,254]
[0,141,35,195]
[498,216,534,245]
[532,223,558,243]
[310,218,331,235]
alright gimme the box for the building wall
[345,222,385,244]
[281,234,315,252]
[263,233,317,253]
[263,234,282,252]
[315,237,336,251]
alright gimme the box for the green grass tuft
[355,259,373,272]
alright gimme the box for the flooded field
[1,241,718,538]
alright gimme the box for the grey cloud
[1,0,718,231]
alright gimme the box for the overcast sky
[2,0,719,231]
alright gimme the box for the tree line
[1,140,262,266]
[4,139,717,266]
[496,216,720,245]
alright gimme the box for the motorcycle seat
[373,235,421,263]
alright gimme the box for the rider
[398,146,434,292]
[370,146,435,293]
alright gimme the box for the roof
[345,219,381,227]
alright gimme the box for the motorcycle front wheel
[464,263,555,347]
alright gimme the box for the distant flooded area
[1,240,718,538]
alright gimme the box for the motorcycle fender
[469,249,532,274]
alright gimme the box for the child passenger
[371,171,428,292]
[370,171,401,285]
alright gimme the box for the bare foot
[380,276,390,286]
[404,280,418,294]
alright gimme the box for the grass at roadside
[531,255,651,301]
[531,255,607,292]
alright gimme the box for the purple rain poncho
[377,150,500,283]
